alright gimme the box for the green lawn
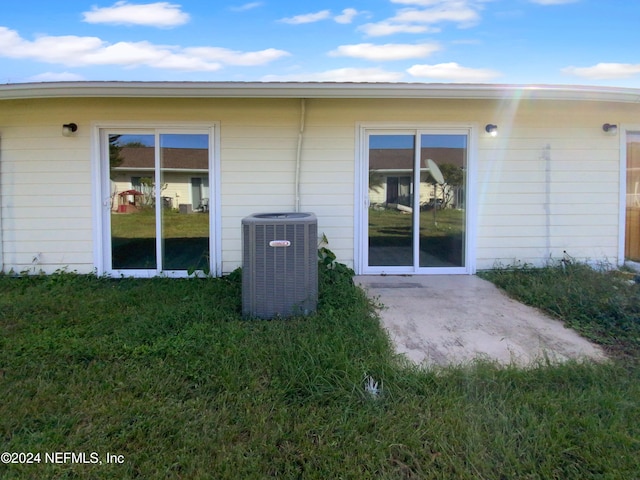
[0,263,639,479]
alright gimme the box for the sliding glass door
[626,132,640,262]
[105,130,212,276]
[365,129,469,273]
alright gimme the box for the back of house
[0,81,638,277]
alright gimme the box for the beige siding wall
[0,97,354,274]
[0,96,637,274]
[0,101,93,273]
[476,100,625,269]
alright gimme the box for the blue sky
[2,0,639,86]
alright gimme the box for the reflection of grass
[111,209,209,270]
[368,208,464,246]
[111,208,209,239]
[369,207,465,265]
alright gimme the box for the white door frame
[619,125,640,267]
[91,122,221,277]
[354,122,477,275]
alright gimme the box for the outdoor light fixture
[602,123,617,134]
[485,124,498,137]
[62,123,78,137]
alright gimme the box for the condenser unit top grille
[245,212,316,222]
[242,212,318,319]
[254,213,313,220]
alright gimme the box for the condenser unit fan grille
[242,213,318,318]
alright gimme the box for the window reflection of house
[111,146,209,211]
[369,147,465,210]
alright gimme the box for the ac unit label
[269,240,291,247]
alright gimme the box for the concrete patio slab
[355,275,607,368]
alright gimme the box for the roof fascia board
[1,81,640,103]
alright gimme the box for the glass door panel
[626,132,640,261]
[109,134,157,269]
[418,134,467,267]
[160,134,210,271]
[106,131,211,274]
[365,130,468,272]
[368,134,415,266]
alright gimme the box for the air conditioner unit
[242,212,318,319]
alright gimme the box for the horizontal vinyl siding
[219,107,299,271]
[297,112,356,270]
[0,111,94,273]
[219,110,357,271]
[475,101,623,269]
[2,96,639,275]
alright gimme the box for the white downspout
[294,99,306,212]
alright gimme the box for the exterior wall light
[602,123,617,134]
[62,123,78,136]
[485,124,498,137]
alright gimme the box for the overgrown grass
[1,264,639,479]
[480,261,640,360]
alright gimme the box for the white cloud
[391,0,446,4]
[359,22,437,36]
[390,0,493,6]
[562,63,640,80]
[280,9,363,25]
[329,43,440,61]
[262,67,405,82]
[83,1,190,28]
[529,0,578,4]
[407,62,501,82]
[27,71,86,82]
[392,6,480,25]
[0,28,104,64]
[279,10,332,25]
[0,26,289,72]
[230,2,263,12]
[359,0,486,37]
[184,47,290,66]
[334,8,359,24]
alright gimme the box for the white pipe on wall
[295,99,306,212]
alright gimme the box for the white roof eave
[2,81,640,103]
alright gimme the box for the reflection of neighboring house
[369,147,464,209]
[111,147,209,211]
